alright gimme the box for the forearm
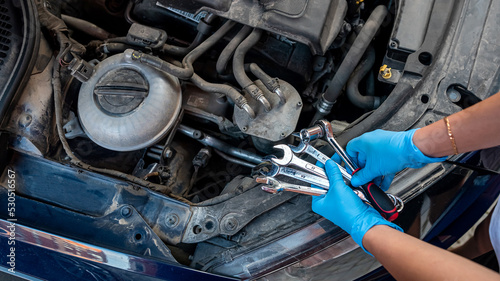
[413,92,500,157]
[363,225,500,281]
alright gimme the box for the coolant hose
[233,29,272,111]
[216,25,253,75]
[61,14,114,40]
[129,20,236,80]
[190,73,255,119]
[346,46,381,109]
[182,20,236,76]
[163,13,217,56]
[312,5,388,122]
[249,63,286,104]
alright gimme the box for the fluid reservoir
[78,50,182,151]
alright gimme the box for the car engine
[3,0,405,273]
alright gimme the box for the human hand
[312,160,403,253]
[346,129,446,190]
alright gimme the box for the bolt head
[121,206,132,217]
[448,90,461,102]
[166,214,179,227]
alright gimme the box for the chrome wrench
[300,120,401,221]
[257,176,370,203]
[256,177,327,196]
[258,162,330,189]
[270,144,327,179]
[288,141,352,182]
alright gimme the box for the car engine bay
[6,0,494,277]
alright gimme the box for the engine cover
[134,0,347,55]
[78,50,182,151]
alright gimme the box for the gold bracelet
[444,117,458,155]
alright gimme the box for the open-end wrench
[258,162,330,189]
[256,177,370,204]
[256,177,327,196]
[288,142,352,181]
[271,144,327,179]
[301,120,401,221]
[288,141,401,209]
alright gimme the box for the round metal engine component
[78,51,182,151]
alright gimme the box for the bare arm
[414,92,500,157]
[363,225,500,281]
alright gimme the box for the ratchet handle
[362,183,399,221]
[352,169,398,221]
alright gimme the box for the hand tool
[289,140,403,211]
[288,141,352,181]
[257,162,331,189]
[256,177,327,196]
[270,144,327,179]
[257,177,371,204]
[300,120,401,221]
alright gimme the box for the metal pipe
[178,125,264,164]
[214,149,256,168]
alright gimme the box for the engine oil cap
[78,51,182,151]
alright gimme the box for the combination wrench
[257,162,330,189]
[270,144,327,179]
[300,120,402,221]
[257,176,370,204]
[288,141,352,181]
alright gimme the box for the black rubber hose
[248,63,276,92]
[129,50,193,79]
[163,32,206,56]
[233,29,271,111]
[106,36,128,44]
[233,29,262,89]
[130,20,236,80]
[323,5,388,103]
[182,20,237,76]
[99,42,129,53]
[336,83,414,147]
[61,14,114,40]
[346,46,382,109]
[163,13,217,56]
[216,25,252,75]
[190,73,255,118]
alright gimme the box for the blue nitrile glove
[312,160,403,253]
[346,129,446,190]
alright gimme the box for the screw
[223,217,238,232]
[297,101,303,108]
[121,206,132,218]
[163,148,173,159]
[379,65,392,79]
[242,126,248,132]
[389,41,398,48]
[165,213,179,227]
